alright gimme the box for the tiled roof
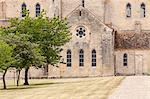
[115,32,150,49]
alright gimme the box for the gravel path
[109,76,150,99]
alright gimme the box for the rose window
[76,26,86,38]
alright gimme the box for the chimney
[135,21,141,33]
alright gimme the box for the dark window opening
[126,3,131,18]
[82,0,85,7]
[123,53,128,66]
[36,3,41,17]
[79,11,82,16]
[79,49,84,67]
[92,49,96,67]
[67,50,72,67]
[22,3,26,17]
[141,3,146,18]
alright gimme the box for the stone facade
[1,0,150,78]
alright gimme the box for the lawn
[0,77,124,99]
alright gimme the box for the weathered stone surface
[115,32,150,49]
[1,0,150,78]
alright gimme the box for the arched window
[67,50,71,67]
[92,49,96,67]
[82,0,85,7]
[79,10,82,16]
[126,3,131,17]
[36,3,41,17]
[141,3,146,18]
[123,53,128,66]
[22,3,26,17]
[79,49,84,67]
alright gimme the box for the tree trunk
[44,64,48,76]
[3,69,8,89]
[24,67,29,85]
[17,70,21,86]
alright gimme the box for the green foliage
[31,12,71,65]
[0,40,15,72]
[0,9,70,87]
[0,10,71,70]
[0,12,45,70]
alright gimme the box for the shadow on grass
[0,81,78,90]
[21,80,94,87]
[26,82,55,86]
[0,78,105,90]
[0,82,57,90]
[0,86,39,90]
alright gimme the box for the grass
[0,77,124,99]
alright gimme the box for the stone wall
[48,6,114,78]
[2,0,150,30]
[61,0,105,21]
[109,0,150,30]
[0,1,6,19]
[1,0,150,78]
[0,67,45,80]
[115,50,150,75]
[0,0,56,19]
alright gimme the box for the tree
[0,10,71,85]
[0,12,46,85]
[1,30,45,86]
[0,40,15,89]
[31,12,71,72]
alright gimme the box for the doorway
[135,55,143,75]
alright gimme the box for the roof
[115,31,150,49]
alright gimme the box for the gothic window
[76,26,86,38]
[79,10,82,16]
[141,3,146,18]
[67,50,72,67]
[92,49,96,67]
[123,53,128,66]
[126,3,131,18]
[22,3,26,17]
[36,3,41,17]
[79,49,84,67]
[82,0,85,7]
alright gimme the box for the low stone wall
[115,50,150,75]
[0,67,46,80]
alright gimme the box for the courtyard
[0,77,124,99]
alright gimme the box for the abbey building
[1,0,150,78]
